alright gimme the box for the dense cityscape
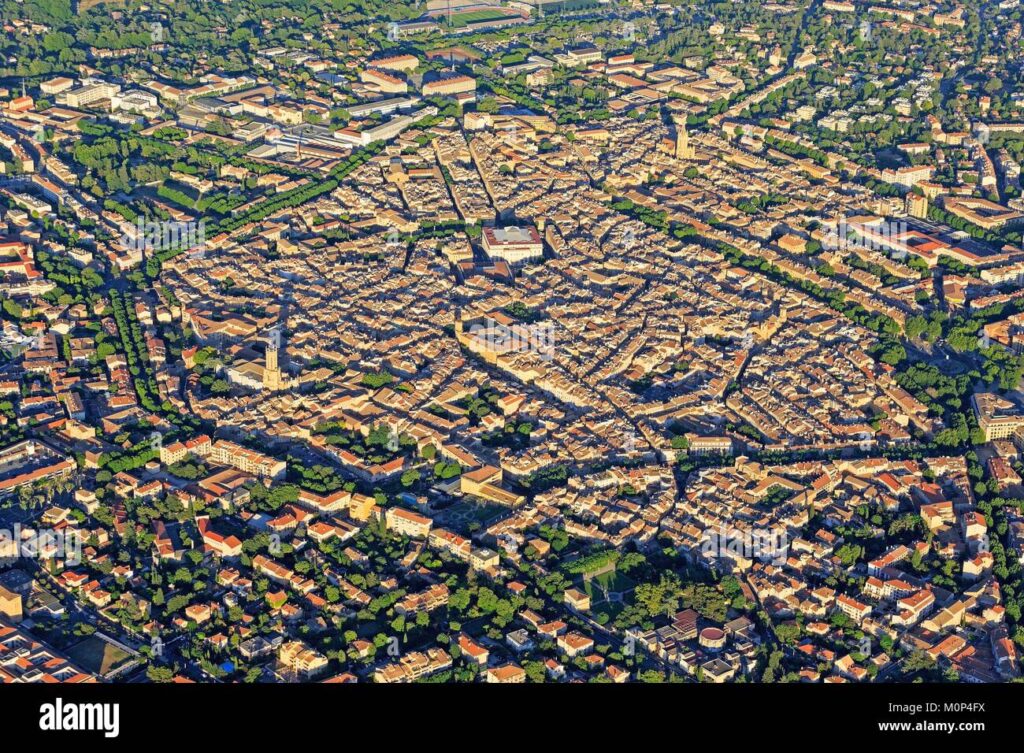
[0,0,1020,713]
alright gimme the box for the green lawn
[449,10,517,27]
[66,635,133,676]
[439,500,504,529]
[585,570,637,598]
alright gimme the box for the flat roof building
[481,225,543,264]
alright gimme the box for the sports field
[66,635,135,677]
[449,9,518,27]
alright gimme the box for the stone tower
[263,333,282,391]
[675,118,694,160]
